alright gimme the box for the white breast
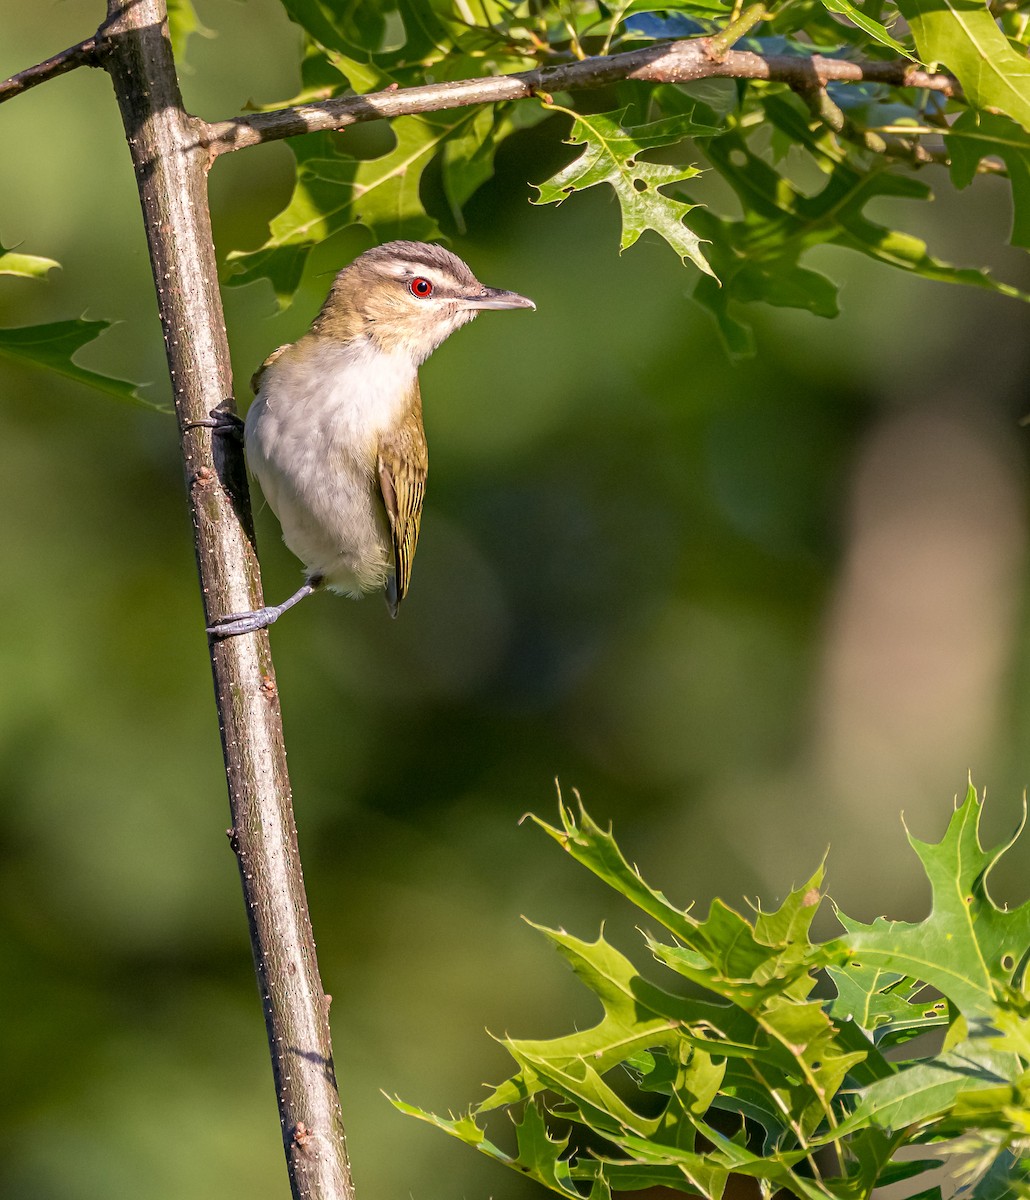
[244,338,417,595]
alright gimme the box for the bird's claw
[207,607,280,639]
[186,408,245,441]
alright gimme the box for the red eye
[409,277,433,298]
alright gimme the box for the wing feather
[377,385,428,616]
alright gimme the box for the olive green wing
[377,387,428,617]
[250,343,292,393]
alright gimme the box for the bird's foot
[186,407,245,442]
[207,577,323,639]
[208,605,284,638]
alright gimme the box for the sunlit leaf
[834,785,1030,1021]
[895,0,1030,132]
[834,1038,1020,1135]
[534,106,721,276]
[0,241,59,280]
[401,785,1030,1198]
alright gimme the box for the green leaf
[479,922,724,1112]
[894,0,1030,132]
[817,0,914,56]
[0,241,59,280]
[947,109,1030,248]
[400,787,1030,1200]
[690,93,1030,355]
[167,0,210,62]
[533,106,720,276]
[826,960,950,1045]
[833,1038,1020,1135]
[388,1098,525,1175]
[0,319,158,409]
[440,104,522,233]
[833,785,1030,1020]
[528,796,698,942]
[226,113,471,306]
[278,0,387,60]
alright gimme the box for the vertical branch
[98,3,354,1197]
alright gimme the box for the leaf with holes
[534,107,721,277]
[832,784,1030,1021]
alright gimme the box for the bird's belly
[245,388,394,596]
[269,466,391,595]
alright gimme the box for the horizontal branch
[0,36,101,105]
[202,36,959,158]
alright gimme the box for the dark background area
[3,3,1030,1197]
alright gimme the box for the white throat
[267,336,418,446]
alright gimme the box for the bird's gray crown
[357,240,478,289]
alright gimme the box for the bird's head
[314,240,535,363]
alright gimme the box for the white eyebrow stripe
[387,261,446,279]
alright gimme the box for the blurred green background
[3,3,1030,1198]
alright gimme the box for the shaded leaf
[690,93,1030,355]
[817,0,914,56]
[441,104,522,233]
[226,113,473,305]
[167,0,210,63]
[0,319,158,409]
[947,109,1030,248]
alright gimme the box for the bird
[208,240,535,638]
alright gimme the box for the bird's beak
[463,287,536,312]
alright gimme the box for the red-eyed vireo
[209,241,534,638]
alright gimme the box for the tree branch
[0,37,102,105]
[99,3,353,1198]
[202,35,959,157]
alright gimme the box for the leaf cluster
[5,0,1030,394]
[396,785,1030,1199]
[221,0,1030,356]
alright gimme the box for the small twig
[0,36,101,105]
[201,38,960,158]
[706,4,767,62]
